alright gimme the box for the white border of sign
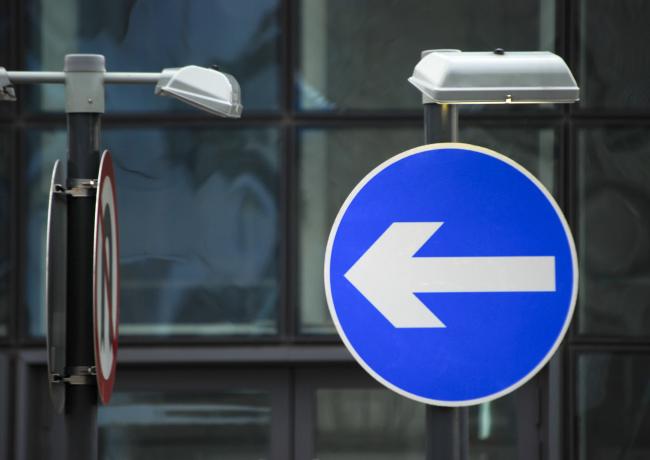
[45,159,67,413]
[324,142,579,407]
[93,150,120,405]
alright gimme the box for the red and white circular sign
[93,150,120,404]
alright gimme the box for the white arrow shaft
[344,222,557,328]
[408,256,555,292]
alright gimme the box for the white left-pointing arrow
[344,222,556,328]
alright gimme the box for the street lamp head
[0,72,16,101]
[409,49,579,104]
[155,65,243,118]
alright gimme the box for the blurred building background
[0,0,648,459]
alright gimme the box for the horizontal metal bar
[7,71,65,83]
[18,345,354,365]
[103,72,161,84]
[119,345,354,364]
[5,71,161,85]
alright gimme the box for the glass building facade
[1,0,649,458]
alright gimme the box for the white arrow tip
[344,222,447,328]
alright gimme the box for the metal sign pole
[63,54,105,460]
[423,102,469,460]
[0,54,242,459]
[408,48,580,460]
[64,114,100,460]
[419,50,466,460]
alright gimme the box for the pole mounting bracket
[63,178,97,198]
[50,366,96,386]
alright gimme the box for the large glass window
[99,391,271,460]
[26,127,281,337]
[577,353,650,460]
[298,0,556,111]
[10,0,649,458]
[578,0,650,110]
[25,0,281,112]
[298,125,557,334]
[577,126,650,336]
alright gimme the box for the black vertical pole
[65,113,100,460]
[423,102,469,460]
[63,54,104,460]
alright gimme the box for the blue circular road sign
[324,143,578,406]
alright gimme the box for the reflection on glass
[298,0,555,111]
[578,0,650,109]
[99,391,270,460]
[578,128,650,336]
[0,132,8,336]
[26,127,280,336]
[298,128,420,334]
[298,127,556,334]
[577,353,650,460]
[26,0,280,112]
[315,388,425,460]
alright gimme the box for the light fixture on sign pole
[409,49,579,105]
[0,58,242,117]
[0,54,243,460]
[407,49,579,460]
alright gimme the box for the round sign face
[93,150,120,405]
[324,143,578,406]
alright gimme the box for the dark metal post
[423,102,469,460]
[64,54,105,460]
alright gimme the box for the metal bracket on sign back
[63,178,97,198]
[50,366,97,386]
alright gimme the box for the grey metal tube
[6,71,161,85]
[7,71,65,83]
[424,103,458,143]
[103,72,161,84]
[65,113,100,460]
[423,102,468,460]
